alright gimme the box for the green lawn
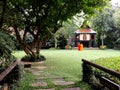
[13,49,120,90]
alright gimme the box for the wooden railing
[0,60,19,90]
[82,59,120,90]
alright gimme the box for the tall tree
[91,6,116,47]
[113,8,120,48]
[5,0,109,60]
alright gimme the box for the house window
[80,34,90,41]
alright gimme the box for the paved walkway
[21,61,81,90]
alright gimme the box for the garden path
[21,61,81,90]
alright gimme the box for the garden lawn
[93,56,120,72]
[13,49,120,90]
[39,49,120,81]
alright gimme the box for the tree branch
[53,4,66,33]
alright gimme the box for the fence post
[82,61,94,84]
[1,83,8,90]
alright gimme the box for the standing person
[77,43,81,51]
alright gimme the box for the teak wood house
[74,28,97,47]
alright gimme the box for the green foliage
[60,19,78,38]
[93,56,120,84]
[0,30,20,88]
[114,9,120,29]
[91,6,120,49]
[65,45,72,49]
[21,54,46,62]
[114,38,120,49]
[112,9,120,49]
[82,56,120,89]
[49,37,55,47]
[91,6,117,48]
[6,0,108,58]
[3,65,22,90]
[57,34,67,49]
[0,30,16,71]
[14,49,120,90]
[25,34,34,46]
[99,45,107,50]
[15,71,35,90]
[94,70,120,84]
[13,37,23,50]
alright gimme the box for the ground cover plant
[13,49,120,90]
[92,56,120,85]
[93,56,120,71]
[15,71,35,90]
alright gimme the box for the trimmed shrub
[21,54,46,62]
[99,45,107,50]
[65,45,72,49]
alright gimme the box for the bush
[3,64,22,89]
[114,38,120,49]
[57,34,67,49]
[0,30,21,89]
[0,30,16,71]
[99,45,107,50]
[21,54,46,62]
[65,45,72,49]
[11,36,23,50]
[25,35,34,46]
[94,69,120,85]
[93,57,120,85]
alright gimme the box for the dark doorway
[91,35,94,39]
[80,41,89,47]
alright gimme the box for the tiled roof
[75,29,97,34]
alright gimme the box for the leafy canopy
[3,0,109,59]
[8,0,109,32]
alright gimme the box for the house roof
[75,29,97,34]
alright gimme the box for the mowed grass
[13,49,120,90]
[13,49,120,81]
[39,49,120,81]
[93,56,120,71]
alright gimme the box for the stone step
[62,87,81,90]
[35,87,81,90]
[20,61,45,64]
[31,66,47,70]
[35,88,55,90]
[31,82,47,87]
[53,80,75,86]
[37,76,63,80]
[25,68,43,75]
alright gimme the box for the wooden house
[74,28,97,47]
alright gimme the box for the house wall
[75,33,96,47]
[79,34,90,41]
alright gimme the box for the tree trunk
[36,42,41,56]
[55,36,57,48]
[102,38,104,46]
[14,25,37,60]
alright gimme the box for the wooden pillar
[89,41,91,47]
[1,83,8,90]
[82,62,94,84]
